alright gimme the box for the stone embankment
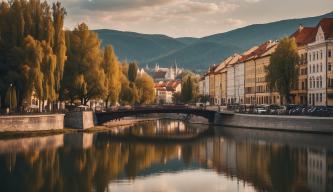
[214,112,333,133]
[0,114,64,133]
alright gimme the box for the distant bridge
[95,106,217,125]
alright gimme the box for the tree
[0,0,67,109]
[22,35,44,106]
[5,84,17,110]
[267,37,299,104]
[128,62,138,83]
[62,23,106,105]
[181,76,193,103]
[103,45,121,107]
[52,2,67,97]
[135,74,155,104]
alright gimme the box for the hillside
[95,11,333,70]
[95,29,185,62]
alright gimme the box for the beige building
[244,41,281,105]
[290,26,316,105]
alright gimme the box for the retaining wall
[215,113,333,133]
[0,114,64,132]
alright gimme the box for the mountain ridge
[95,11,333,70]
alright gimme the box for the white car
[255,108,267,114]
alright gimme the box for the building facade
[226,54,242,104]
[307,18,333,106]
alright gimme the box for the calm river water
[0,119,332,192]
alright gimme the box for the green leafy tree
[63,23,106,105]
[267,37,299,104]
[128,62,138,83]
[103,45,121,107]
[181,76,193,103]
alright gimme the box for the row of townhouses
[199,18,333,107]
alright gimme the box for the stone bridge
[94,107,217,125]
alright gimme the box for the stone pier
[64,111,95,129]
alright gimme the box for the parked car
[255,107,267,114]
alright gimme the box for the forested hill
[95,11,333,70]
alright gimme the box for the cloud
[79,0,176,12]
[226,18,245,27]
[244,0,262,3]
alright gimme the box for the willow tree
[52,2,67,97]
[22,36,44,108]
[63,23,106,105]
[103,45,121,107]
[266,37,299,104]
[0,0,67,108]
[135,74,155,104]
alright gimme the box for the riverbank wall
[0,114,64,132]
[214,112,333,133]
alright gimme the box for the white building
[155,80,182,104]
[307,18,333,106]
[226,54,242,104]
[307,149,326,192]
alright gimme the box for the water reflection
[0,120,332,192]
[106,119,207,139]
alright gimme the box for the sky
[48,0,333,38]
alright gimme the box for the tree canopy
[267,37,299,104]
[62,23,106,105]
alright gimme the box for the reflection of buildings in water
[0,135,64,154]
[156,120,186,134]
[307,148,326,192]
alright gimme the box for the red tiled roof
[154,80,181,91]
[318,18,333,39]
[154,71,167,79]
[290,26,316,46]
[238,41,276,62]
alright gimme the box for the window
[320,64,322,72]
[316,93,319,102]
[317,77,320,88]
[328,50,332,58]
[309,78,312,88]
[313,65,315,73]
[320,50,323,59]
[329,63,332,71]
[320,76,322,88]
[320,93,322,102]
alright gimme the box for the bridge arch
[95,107,217,125]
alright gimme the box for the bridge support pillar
[64,111,95,129]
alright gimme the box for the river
[0,119,332,192]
